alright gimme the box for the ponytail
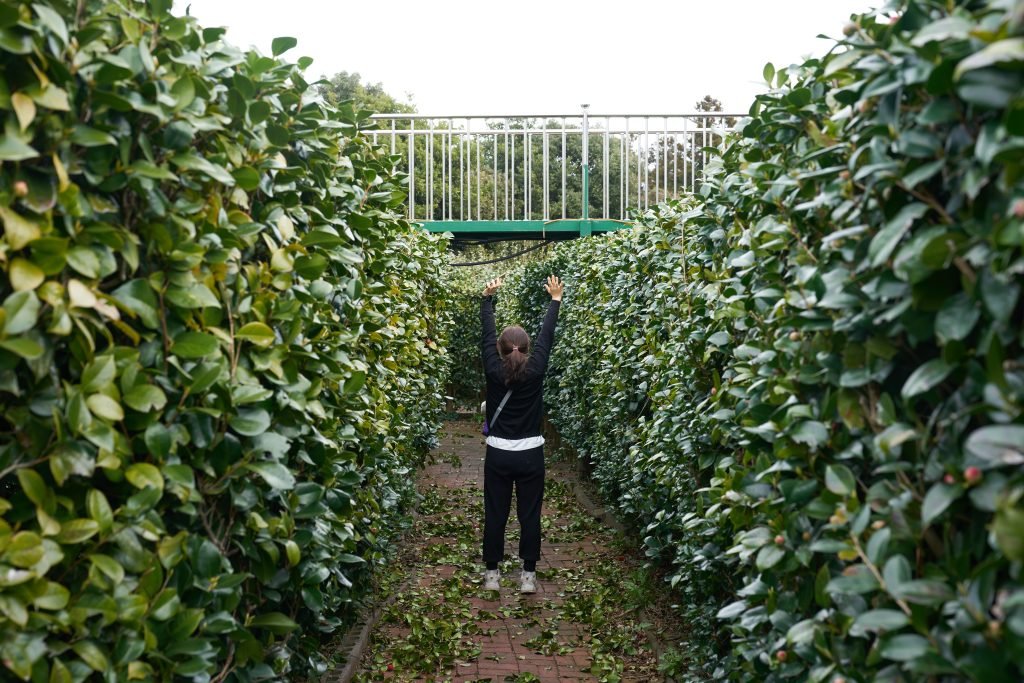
[497,326,530,386]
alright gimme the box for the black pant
[482,445,545,565]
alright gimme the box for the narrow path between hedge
[352,419,668,682]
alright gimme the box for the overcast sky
[174,0,877,115]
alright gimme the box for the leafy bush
[0,1,450,679]
[443,268,485,401]
[496,1,1024,680]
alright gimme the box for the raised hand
[483,277,503,296]
[544,275,564,302]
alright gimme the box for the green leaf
[0,336,43,359]
[86,394,124,422]
[11,92,35,131]
[890,579,954,606]
[235,321,275,347]
[790,421,829,450]
[954,38,1024,79]
[72,641,109,672]
[879,633,931,662]
[0,207,42,250]
[249,100,271,124]
[271,36,298,56]
[979,270,1019,323]
[0,134,38,160]
[17,469,49,508]
[66,247,100,278]
[56,519,100,544]
[125,463,163,491]
[230,408,271,436]
[965,425,1024,466]
[249,611,298,633]
[343,371,367,395]
[33,581,70,610]
[232,166,261,190]
[921,483,962,525]
[266,124,289,146]
[171,331,219,358]
[32,4,69,45]
[70,125,117,147]
[112,279,160,329]
[901,359,952,399]
[824,464,856,496]
[825,565,879,595]
[144,423,172,459]
[935,293,980,343]
[194,539,222,577]
[993,506,1024,562]
[3,290,41,335]
[9,258,44,291]
[81,356,116,392]
[89,554,125,583]
[30,83,70,111]
[245,462,296,490]
[755,544,785,570]
[171,153,236,185]
[86,490,113,532]
[0,27,33,54]
[123,384,167,413]
[128,160,178,180]
[850,609,909,637]
[868,203,928,267]
[763,62,775,84]
[285,540,301,566]
[170,76,195,111]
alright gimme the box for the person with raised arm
[479,275,563,594]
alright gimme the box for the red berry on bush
[1012,198,1024,218]
[789,331,800,341]
[710,387,717,396]
[943,473,955,485]
[964,466,982,485]
[774,535,785,546]
[13,180,28,197]
[776,650,788,662]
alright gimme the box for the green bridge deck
[419,219,630,241]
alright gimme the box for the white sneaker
[483,569,500,591]
[520,571,537,594]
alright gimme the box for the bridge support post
[581,104,590,229]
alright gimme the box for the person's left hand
[483,278,502,296]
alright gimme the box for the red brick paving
[356,420,660,682]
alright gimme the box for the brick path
[353,420,663,682]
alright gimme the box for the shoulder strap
[489,389,513,430]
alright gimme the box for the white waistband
[485,435,545,451]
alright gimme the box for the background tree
[318,71,416,113]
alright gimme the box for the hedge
[0,1,450,680]
[496,1,1024,680]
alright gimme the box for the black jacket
[481,296,560,440]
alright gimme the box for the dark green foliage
[497,1,1024,680]
[0,1,450,679]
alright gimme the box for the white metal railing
[368,108,740,222]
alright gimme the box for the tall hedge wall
[497,1,1024,680]
[0,1,450,680]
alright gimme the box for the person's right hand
[483,278,502,296]
[545,275,564,302]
